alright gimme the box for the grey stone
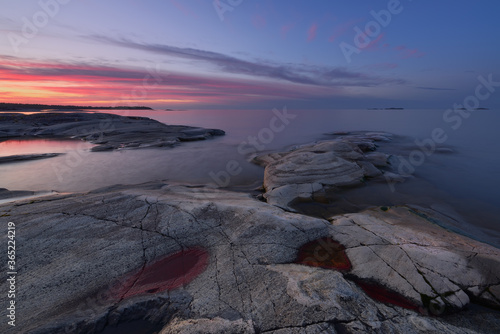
[0,112,224,151]
[254,133,397,212]
[329,206,500,313]
[1,184,499,333]
[160,317,254,334]
[0,153,63,164]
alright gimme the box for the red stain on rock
[120,247,209,298]
[354,279,419,311]
[295,238,419,312]
[295,237,352,271]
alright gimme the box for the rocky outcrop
[160,317,254,334]
[0,188,35,200]
[253,132,398,211]
[328,206,500,314]
[1,183,499,333]
[0,153,63,164]
[0,113,224,151]
[0,188,57,202]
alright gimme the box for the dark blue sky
[1,0,499,109]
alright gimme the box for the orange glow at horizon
[0,57,334,108]
[0,57,210,107]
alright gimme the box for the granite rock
[0,112,224,151]
[254,132,401,211]
[1,184,499,333]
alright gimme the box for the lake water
[0,139,95,156]
[1,108,499,246]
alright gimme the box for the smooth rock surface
[0,113,224,151]
[329,206,500,313]
[160,317,254,334]
[1,183,499,333]
[0,188,58,203]
[0,153,63,164]
[0,188,34,200]
[253,132,398,211]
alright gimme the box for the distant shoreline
[0,102,152,111]
[368,107,405,110]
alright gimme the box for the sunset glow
[2,3,500,332]
[0,1,498,109]
[0,56,345,108]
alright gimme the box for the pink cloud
[170,0,197,18]
[328,19,363,42]
[307,23,318,42]
[0,56,346,108]
[392,45,425,59]
[252,2,273,29]
[364,33,385,50]
[364,63,398,70]
[358,40,425,60]
[252,14,266,29]
[400,48,425,59]
[281,23,294,38]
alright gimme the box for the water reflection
[0,139,94,157]
[0,109,499,246]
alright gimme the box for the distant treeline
[0,103,152,111]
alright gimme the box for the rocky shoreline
[0,153,64,165]
[253,132,396,212]
[0,112,225,153]
[1,132,499,333]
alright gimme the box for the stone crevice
[365,245,423,298]
[229,245,249,315]
[259,318,358,334]
[345,218,392,245]
[415,261,500,298]
[397,245,445,300]
[214,250,223,313]
[4,180,500,334]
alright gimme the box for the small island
[456,107,490,111]
[368,107,405,110]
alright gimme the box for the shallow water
[1,108,499,245]
[0,139,94,157]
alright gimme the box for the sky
[0,0,499,110]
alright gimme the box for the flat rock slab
[329,206,500,314]
[0,113,225,151]
[0,189,59,204]
[253,132,399,211]
[0,188,35,200]
[0,153,63,164]
[1,183,499,333]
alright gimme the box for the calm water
[1,109,499,246]
[0,139,94,156]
